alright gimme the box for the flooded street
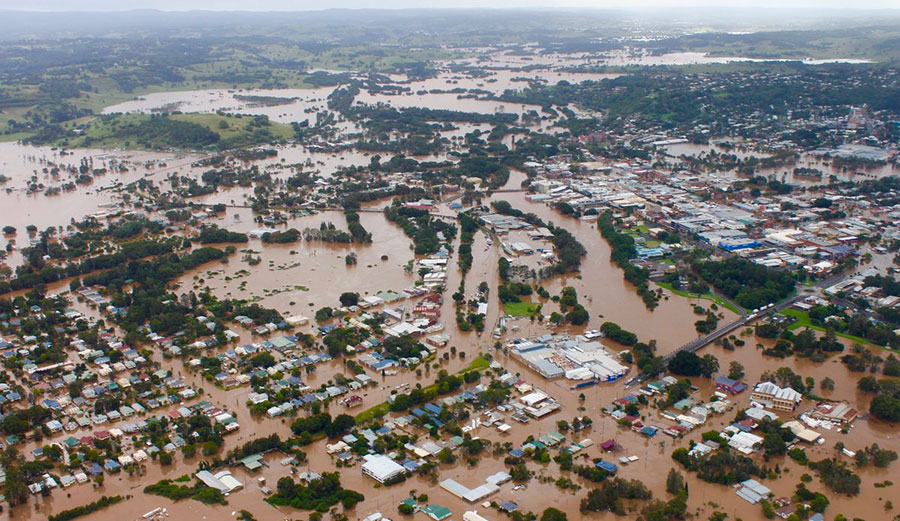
[13,308,897,521]
[486,174,729,355]
[0,43,897,521]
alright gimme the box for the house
[239,454,265,472]
[751,382,802,411]
[423,505,452,521]
[248,392,269,405]
[775,504,796,519]
[595,461,618,474]
[499,502,518,513]
[715,376,747,395]
[341,395,364,408]
[744,407,778,422]
[327,441,350,454]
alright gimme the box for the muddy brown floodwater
[22,323,896,521]
[2,54,896,521]
[10,166,739,521]
[175,206,419,317]
[662,142,900,186]
[485,171,726,355]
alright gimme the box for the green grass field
[459,355,491,374]
[780,309,878,347]
[67,113,294,150]
[781,308,813,328]
[0,132,34,143]
[656,282,741,314]
[503,301,540,318]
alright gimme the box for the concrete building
[361,455,405,484]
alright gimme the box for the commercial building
[728,431,763,454]
[361,455,405,484]
[736,479,772,504]
[439,471,511,503]
[195,470,243,494]
[809,401,858,425]
[440,479,500,503]
[750,382,802,411]
[510,335,627,383]
[782,421,822,444]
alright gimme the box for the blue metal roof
[595,461,618,473]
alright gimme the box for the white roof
[214,471,244,492]
[196,470,243,493]
[744,408,778,421]
[464,512,491,521]
[753,382,802,403]
[361,455,405,481]
[196,470,229,493]
[520,390,548,407]
[728,431,763,453]
[775,387,803,403]
[464,483,500,502]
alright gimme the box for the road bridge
[661,271,852,363]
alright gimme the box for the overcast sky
[2,0,899,11]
